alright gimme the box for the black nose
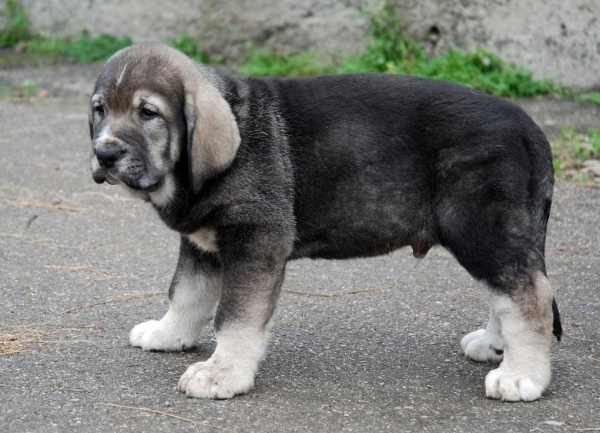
[95,146,124,169]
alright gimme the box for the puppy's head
[89,42,240,196]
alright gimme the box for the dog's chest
[187,228,218,252]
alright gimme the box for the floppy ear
[184,84,241,193]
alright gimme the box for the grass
[240,5,557,98]
[387,49,556,97]
[0,0,130,63]
[240,49,335,76]
[26,31,131,63]
[550,127,600,182]
[166,30,219,64]
[0,0,29,47]
[575,92,600,105]
[0,79,38,99]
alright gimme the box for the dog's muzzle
[92,142,126,185]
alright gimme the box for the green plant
[575,91,600,105]
[26,35,69,55]
[397,49,556,97]
[339,4,425,74]
[550,126,600,182]
[241,49,335,77]
[167,30,215,63]
[354,9,558,98]
[19,79,37,97]
[236,4,557,99]
[0,0,30,47]
[28,31,131,63]
[64,31,131,63]
[0,79,38,99]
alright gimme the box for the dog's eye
[140,107,158,121]
[93,105,105,117]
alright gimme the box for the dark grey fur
[89,43,562,386]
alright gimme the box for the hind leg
[435,147,554,401]
[445,222,553,401]
[461,305,504,363]
[446,231,554,401]
[485,273,553,401]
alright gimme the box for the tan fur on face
[131,90,173,171]
[132,91,173,120]
[182,74,241,192]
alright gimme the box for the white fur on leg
[178,323,271,399]
[461,306,504,363]
[130,269,221,351]
[485,274,553,402]
[485,366,545,402]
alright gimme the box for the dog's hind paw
[485,367,547,402]
[461,329,504,363]
[178,358,255,399]
[129,319,198,352]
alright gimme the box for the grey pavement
[0,66,599,433]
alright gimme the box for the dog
[88,42,562,401]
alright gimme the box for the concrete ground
[0,65,599,433]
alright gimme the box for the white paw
[129,319,198,352]
[461,329,504,363]
[485,366,546,402]
[177,358,255,399]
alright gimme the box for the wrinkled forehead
[93,52,183,112]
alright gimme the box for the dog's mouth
[92,168,162,192]
[92,170,109,184]
[92,169,119,185]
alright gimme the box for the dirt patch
[0,323,103,356]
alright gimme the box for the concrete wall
[7,0,600,90]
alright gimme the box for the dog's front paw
[129,319,198,352]
[485,366,547,402]
[177,358,255,399]
[461,329,504,363]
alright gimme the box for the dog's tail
[552,297,562,342]
[528,127,563,342]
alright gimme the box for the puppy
[89,42,562,401]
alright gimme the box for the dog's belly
[291,202,435,260]
[289,148,436,261]
[291,229,433,260]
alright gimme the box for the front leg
[178,227,292,399]
[130,236,222,351]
